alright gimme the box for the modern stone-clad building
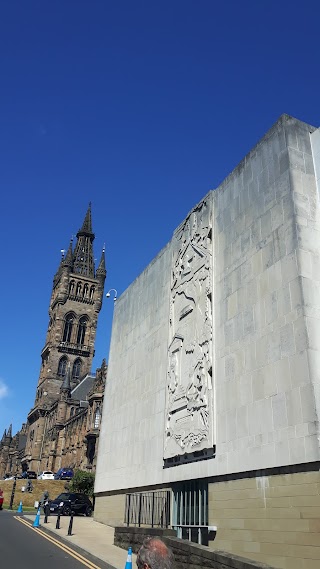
[95,115,320,569]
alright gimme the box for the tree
[69,470,95,497]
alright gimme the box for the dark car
[54,468,74,480]
[49,492,93,516]
[26,471,37,479]
[17,471,29,479]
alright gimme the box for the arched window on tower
[76,282,82,297]
[83,283,88,298]
[63,313,74,343]
[89,285,95,300]
[94,406,101,429]
[72,358,82,381]
[69,281,75,294]
[77,316,87,345]
[57,356,68,378]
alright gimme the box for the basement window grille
[172,480,208,545]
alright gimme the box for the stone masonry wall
[94,492,127,526]
[209,469,320,569]
[114,526,276,569]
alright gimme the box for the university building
[0,205,107,478]
[0,424,27,478]
[95,115,320,569]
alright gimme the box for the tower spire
[73,204,95,277]
[79,202,93,236]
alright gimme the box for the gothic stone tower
[23,204,106,472]
[0,425,12,478]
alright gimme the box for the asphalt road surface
[0,510,108,569]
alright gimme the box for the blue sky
[0,0,319,437]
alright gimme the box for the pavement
[23,512,136,569]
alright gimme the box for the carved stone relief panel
[164,198,214,461]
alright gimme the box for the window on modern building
[77,316,87,345]
[58,356,68,377]
[94,406,101,429]
[63,313,74,343]
[72,358,82,380]
[172,480,209,545]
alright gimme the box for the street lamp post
[9,476,17,510]
[106,289,117,302]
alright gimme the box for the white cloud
[0,379,9,400]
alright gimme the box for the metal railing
[174,525,209,546]
[125,491,171,528]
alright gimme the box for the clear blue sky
[0,0,319,437]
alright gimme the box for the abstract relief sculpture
[164,198,214,462]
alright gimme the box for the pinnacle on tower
[1,429,6,443]
[96,245,106,279]
[53,250,65,287]
[62,238,73,269]
[7,424,12,438]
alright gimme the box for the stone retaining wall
[114,526,276,569]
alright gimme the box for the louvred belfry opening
[73,203,95,277]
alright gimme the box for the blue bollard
[33,507,41,528]
[124,547,133,569]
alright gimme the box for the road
[0,510,107,569]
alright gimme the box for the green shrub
[69,470,95,497]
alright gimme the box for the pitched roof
[71,373,96,401]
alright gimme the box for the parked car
[0,488,3,510]
[54,468,74,480]
[49,492,93,516]
[38,471,55,480]
[18,472,28,479]
[26,471,37,479]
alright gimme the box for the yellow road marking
[14,516,102,569]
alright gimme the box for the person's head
[136,538,174,569]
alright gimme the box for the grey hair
[136,537,174,569]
